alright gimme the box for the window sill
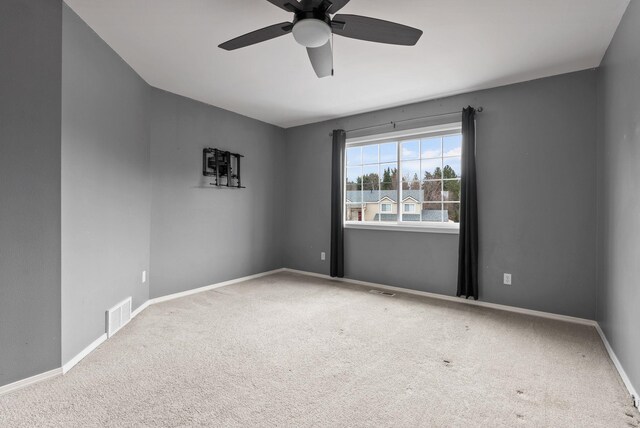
[344,223,460,234]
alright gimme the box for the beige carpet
[1,272,638,427]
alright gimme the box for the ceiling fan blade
[307,41,333,78]
[324,0,350,13]
[219,22,293,51]
[331,14,423,46]
[265,0,302,12]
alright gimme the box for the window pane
[362,200,377,222]
[362,185,379,221]
[401,140,420,160]
[357,163,379,222]
[443,134,462,157]
[401,183,421,222]
[362,144,378,165]
[345,129,460,229]
[345,204,364,222]
[362,165,380,190]
[423,180,442,202]
[346,166,362,188]
[376,202,397,222]
[422,203,445,222]
[404,203,416,213]
[345,182,360,192]
[379,163,397,191]
[421,136,442,159]
[404,182,421,195]
[379,183,397,221]
[402,181,422,194]
[444,202,460,223]
[443,157,461,178]
[362,186,379,201]
[443,179,461,202]
[402,209,421,222]
[379,142,397,163]
[379,213,397,222]
[346,146,362,166]
[422,158,442,180]
[400,160,420,185]
[345,183,361,206]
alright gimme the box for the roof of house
[346,190,421,204]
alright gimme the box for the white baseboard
[282,267,639,409]
[149,268,286,305]
[62,333,108,374]
[281,268,597,326]
[595,324,639,408]
[1,268,286,397]
[62,298,148,376]
[4,266,636,411]
[131,300,150,319]
[0,368,62,396]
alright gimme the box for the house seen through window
[345,124,462,228]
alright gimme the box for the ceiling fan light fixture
[218,0,424,78]
[292,19,331,48]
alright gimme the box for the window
[344,123,462,232]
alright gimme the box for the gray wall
[61,5,151,364]
[149,88,285,298]
[597,0,640,398]
[0,0,62,386]
[285,70,598,319]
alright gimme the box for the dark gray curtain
[330,130,346,278]
[457,107,479,299]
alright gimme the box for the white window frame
[381,203,392,212]
[344,122,461,234]
[403,203,415,213]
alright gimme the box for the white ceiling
[65,0,629,128]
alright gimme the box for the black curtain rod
[332,106,483,136]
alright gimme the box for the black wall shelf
[202,148,245,188]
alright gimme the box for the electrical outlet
[142,270,147,284]
[321,252,326,261]
[503,273,512,285]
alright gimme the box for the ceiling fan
[218,0,423,78]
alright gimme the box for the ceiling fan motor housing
[292,10,332,48]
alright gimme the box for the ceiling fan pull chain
[331,32,335,76]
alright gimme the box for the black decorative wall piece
[202,148,245,188]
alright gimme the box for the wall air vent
[106,297,132,337]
